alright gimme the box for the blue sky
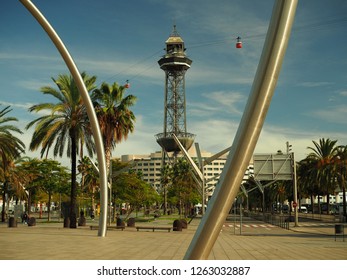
[1,0,347,166]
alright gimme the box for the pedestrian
[90,208,95,220]
[22,212,28,224]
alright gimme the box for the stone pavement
[0,216,346,260]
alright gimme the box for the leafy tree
[113,172,159,218]
[168,158,200,217]
[160,163,171,215]
[26,73,97,228]
[78,156,99,215]
[16,158,42,214]
[35,159,70,221]
[0,106,25,221]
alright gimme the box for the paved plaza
[0,216,346,260]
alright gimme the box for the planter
[8,217,17,228]
[173,219,182,231]
[28,217,36,226]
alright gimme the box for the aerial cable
[97,49,162,86]
[190,14,347,50]
[99,14,347,85]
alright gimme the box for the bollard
[127,217,135,227]
[63,217,70,228]
[173,219,182,231]
[78,216,86,226]
[8,217,17,228]
[335,224,345,241]
[28,217,36,226]
[181,219,188,229]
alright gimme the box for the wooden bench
[90,225,125,231]
[136,226,171,232]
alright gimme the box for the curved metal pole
[184,0,298,259]
[20,0,108,237]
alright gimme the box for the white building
[118,149,253,200]
[300,193,347,205]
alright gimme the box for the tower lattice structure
[156,25,195,156]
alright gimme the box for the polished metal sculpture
[184,0,298,259]
[19,0,108,237]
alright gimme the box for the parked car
[282,204,289,213]
[299,206,308,213]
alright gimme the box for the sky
[1,0,347,167]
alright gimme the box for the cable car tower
[156,25,195,161]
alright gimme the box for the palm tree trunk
[47,190,51,222]
[326,185,330,215]
[105,146,111,177]
[310,194,314,215]
[1,191,5,222]
[343,185,346,221]
[69,128,77,228]
[1,181,8,222]
[105,147,112,221]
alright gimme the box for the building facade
[118,149,254,200]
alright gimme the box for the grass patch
[36,220,62,224]
[133,217,155,223]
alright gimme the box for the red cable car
[125,80,130,88]
[236,36,242,49]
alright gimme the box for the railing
[155,132,196,140]
[249,212,290,230]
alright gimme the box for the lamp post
[292,151,299,227]
[287,142,298,227]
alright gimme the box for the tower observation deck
[156,25,195,153]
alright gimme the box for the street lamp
[287,141,298,227]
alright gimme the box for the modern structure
[155,25,195,157]
[120,150,225,199]
[119,150,254,200]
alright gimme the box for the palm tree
[92,82,136,173]
[297,157,320,212]
[335,145,347,220]
[78,156,99,216]
[26,73,97,228]
[0,106,25,221]
[307,138,338,214]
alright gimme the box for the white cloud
[309,105,347,124]
[110,114,163,157]
[188,64,254,87]
[0,100,34,110]
[189,118,238,153]
[297,81,334,88]
[15,80,48,92]
[0,52,59,62]
[339,90,347,96]
[188,90,246,119]
[206,91,246,115]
